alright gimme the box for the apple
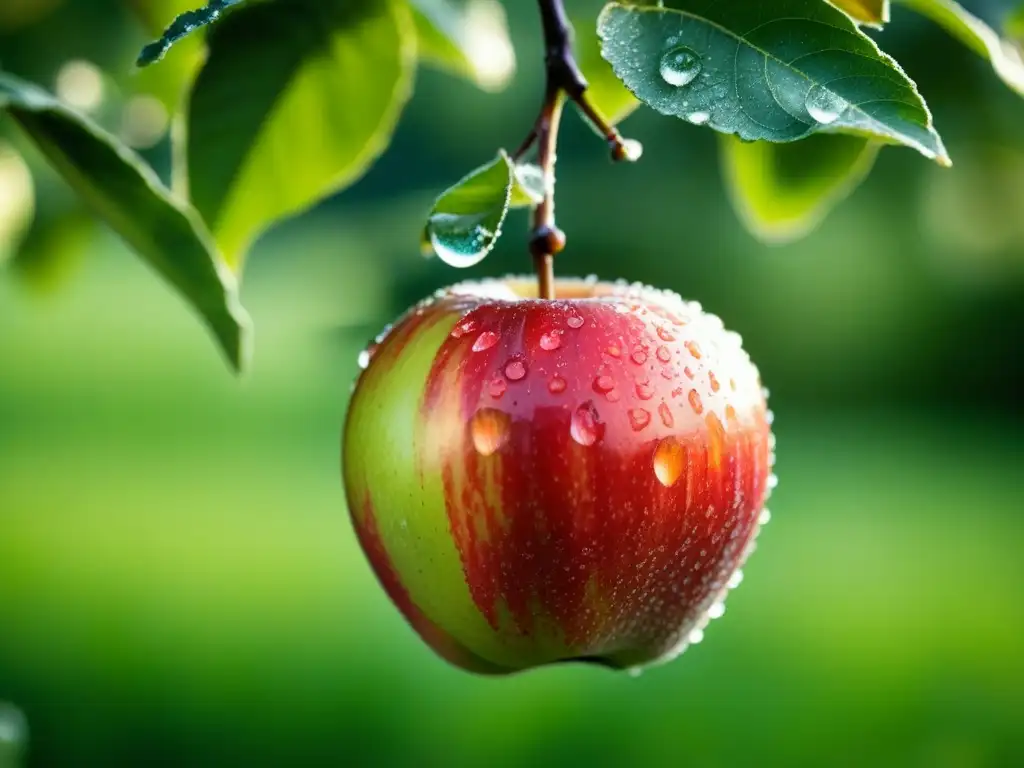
[342,276,774,674]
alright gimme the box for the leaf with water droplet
[898,0,1024,96]
[598,1,950,165]
[721,132,881,244]
[423,149,539,267]
[829,0,890,28]
[0,71,251,372]
[409,0,516,92]
[136,0,245,67]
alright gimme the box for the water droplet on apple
[759,508,772,525]
[504,359,527,381]
[473,331,499,352]
[805,85,848,125]
[566,314,584,329]
[685,341,702,359]
[688,389,703,415]
[653,437,684,487]
[606,345,621,358]
[709,372,721,392]
[357,349,371,370]
[767,473,779,490]
[593,375,615,394]
[636,382,654,400]
[570,401,603,446]
[727,569,744,589]
[656,346,672,363]
[659,46,702,87]
[548,375,567,394]
[631,349,647,365]
[539,331,562,351]
[658,402,675,428]
[657,327,675,342]
[470,408,511,456]
[688,628,705,644]
[628,408,651,431]
[707,601,726,620]
[488,377,507,399]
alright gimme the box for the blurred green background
[2,1,1024,766]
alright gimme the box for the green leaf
[185,0,415,269]
[1008,5,1024,42]
[0,71,251,372]
[720,133,880,244]
[423,149,539,268]
[829,0,891,27]
[574,14,640,126]
[896,0,1024,96]
[597,1,949,166]
[410,0,515,91]
[136,0,244,67]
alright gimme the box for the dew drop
[606,389,621,403]
[767,473,779,490]
[688,389,704,415]
[566,314,584,329]
[631,349,648,365]
[728,569,744,589]
[473,331,499,352]
[659,46,703,87]
[571,401,603,446]
[707,601,726,620]
[684,366,695,379]
[687,111,710,125]
[657,326,675,342]
[709,372,721,392]
[620,138,644,162]
[658,402,675,428]
[685,341,703,359]
[653,437,684,487]
[628,408,651,431]
[593,375,616,394]
[688,628,705,644]
[505,359,527,381]
[656,345,672,363]
[548,375,567,394]
[488,377,507,399]
[451,319,477,339]
[759,508,772,525]
[805,85,848,125]
[470,408,511,456]
[636,382,654,400]
[427,213,496,268]
[606,345,621,358]
[357,349,371,370]
[539,331,562,351]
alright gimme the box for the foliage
[1,0,1023,370]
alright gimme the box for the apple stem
[519,0,635,300]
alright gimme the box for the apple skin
[343,277,774,674]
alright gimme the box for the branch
[519,0,639,299]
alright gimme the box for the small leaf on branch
[896,0,1024,96]
[423,150,539,268]
[0,71,252,372]
[829,0,891,27]
[410,0,516,91]
[137,0,244,67]
[598,1,949,166]
[185,0,415,269]
[721,133,880,244]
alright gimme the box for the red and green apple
[342,277,774,674]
